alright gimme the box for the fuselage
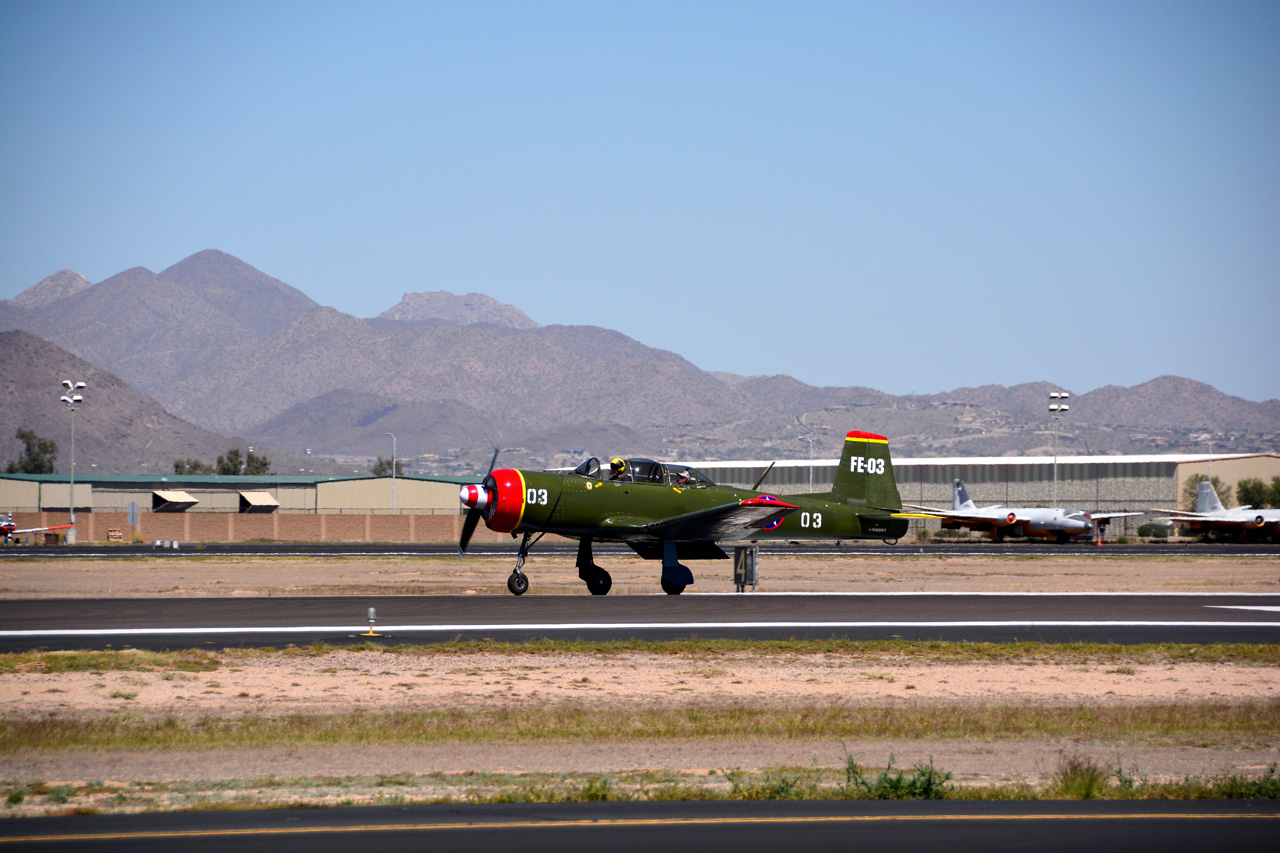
[466,458,907,546]
[936,506,1098,539]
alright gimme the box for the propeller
[458,443,502,557]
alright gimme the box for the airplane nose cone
[459,484,491,511]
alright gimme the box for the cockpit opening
[570,456,715,487]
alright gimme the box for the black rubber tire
[507,572,529,595]
[660,579,685,595]
[585,570,612,596]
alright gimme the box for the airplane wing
[901,505,1018,526]
[1151,510,1268,528]
[642,497,800,541]
[1090,511,1145,521]
[1148,508,1209,520]
[12,524,74,535]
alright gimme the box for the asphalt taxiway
[3,592,1278,651]
[2,800,1277,852]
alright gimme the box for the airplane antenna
[751,462,776,491]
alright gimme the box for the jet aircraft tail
[953,479,977,510]
[1196,480,1225,514]
[832,430,902,509]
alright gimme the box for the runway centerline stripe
[3,620,1278,637]
[4,812,1277,844]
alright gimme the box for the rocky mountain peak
[8,270,93,310]
[377,291,541,329]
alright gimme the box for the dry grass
[4,702,1277,753]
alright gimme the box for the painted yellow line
[4,812,1277,843]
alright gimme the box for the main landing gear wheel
[584,569,612,596]
[660,579,685,595]
[507,571,529,595]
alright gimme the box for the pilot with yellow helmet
[609,458,628,481]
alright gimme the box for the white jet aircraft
[905,480,1143,543]
[1152,481,1280,543]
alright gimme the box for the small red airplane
[1,513,74,545]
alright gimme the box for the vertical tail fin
[832,430,902,508]
[1197,480,1225,513]
[954,479,976,510]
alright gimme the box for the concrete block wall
[6,512,512,545]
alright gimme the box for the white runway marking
[1208,605,1280,613]
[2,620,1279,638]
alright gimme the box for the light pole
[60,380,85,544]
[385,432,397,514]
[1049,391,1070,509]
[800,436,816,491]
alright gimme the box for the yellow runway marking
[4,812,1278,843]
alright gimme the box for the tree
[214,448,272,475]
[1236,478,1269,510]
[371,456,404,476]
[216,448,244,475]
[243,451,273,475]
[1181,474,1232,511]
[5,428,58,474]
[173,458,215,475]
[1269,477,1280,510]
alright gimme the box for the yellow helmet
[610,458,626,474]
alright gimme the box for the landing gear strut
[576,538,612,595]
[660,541,693,595]
[507,531,543,596]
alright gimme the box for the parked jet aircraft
[1152,480,1280,542]
[904,480,1143,543]
[458,430,911,595]
[1,513,74,545]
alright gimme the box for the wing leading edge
[644,497,800,541]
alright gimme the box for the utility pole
[386,432,397,514]
[1049,391,1069,509]
[60,380,86,544]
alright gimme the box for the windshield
[572,457,601,479]
[670,466,714,487]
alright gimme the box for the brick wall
[7,512,511,544]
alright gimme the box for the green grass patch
[0,649,221,674]
[217,638,1280,666]
[7,763,1279,817]
[4,702,1277,753]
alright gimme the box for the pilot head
[609,458,627,479]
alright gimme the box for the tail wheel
[507,572,529,596]
[660,579,685,595]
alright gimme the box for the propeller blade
[459,507,482,558]
[458,444,501,559]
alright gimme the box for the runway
[4,592,1279,651]
[2,800,1277,852]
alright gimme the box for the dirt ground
[1,552,1278,597]
[2,552,1278,813]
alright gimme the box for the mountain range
[3,250,1277,476]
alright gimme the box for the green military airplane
[458,429,911,596]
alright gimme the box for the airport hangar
[2,452,1278,543]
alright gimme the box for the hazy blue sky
[3,1,1277,402]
